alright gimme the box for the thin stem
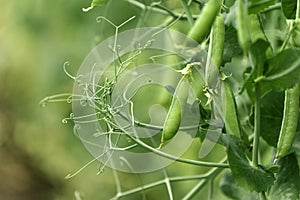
[126,0,199,20]
[169,174,208,181]
[112,158,225,200]
[65,150,110,179]
[130,135,229,167]
[280,22,296,51]
[115,179,165,198]
[208,179,214,200]
[280,0,300,52]
[118,157,147,199]
[164,174,174,200]
[126,0,168,15]
[116,109,199,131]
[253,83,261,167]
[296,0,300,20]
[260,3,281,13]
[182,161,225,200]
[112,173,209,198]
[183,180,207,200]
[154,4,177,18]
[112,168,122,194]
[249,0,275,10]
[180,0,194,27]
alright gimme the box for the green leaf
[248,14,268,43]
[220,170,242,199]
[223,27,243,63]
[259,49,300,92]
[292,130,300,176]
[249,0,276,14]
[220,170,259,200]
[240,40,270,100]
[281,0,297,19]
[226,135,275,192]
[268,153,300,199]
[261,164,280,174]
[224,0,235,9]
[260,91,284,146]
[249,39,270,76]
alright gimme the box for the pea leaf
[223,27,243,63]
[249,14,268,44]
[268,153,300,199]
[224,0,235,9]
[220,170,259,200]
[260,91,284,147]
[292,130,300,176]
[226,135,275,192]
[83,0,110,12]
[281,0,297,19]
[249,0,276,14]
[259,49,300,92]
[240,39,270,101]
[249,39,269,76]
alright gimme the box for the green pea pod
[236,0,251,56]
[190,67,209,110]
[160,76,189,145]
[276,83,300,158]
[187,0,222,43]
[222,82,241,138]
[211,14,225,69]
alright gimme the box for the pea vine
[42,0,300,199]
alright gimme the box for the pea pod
[222,82,241,138]
[210,14,241,138]
[211,14,225,69]
[276,83,300,158]
[160,74,190,145]
[236,0,251,56]
[187,0,222,43]
[190,67,209,110]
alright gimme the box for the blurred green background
[0,1,230,199]
[0,1,137,199]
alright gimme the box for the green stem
[155,4,177,18]
[208,179,214,200]
[129,134,229,168]
[296,0,300,20]
[260,3,281,13]
[280,22,297,51]
[253,83,261,167]
[280,0,300,51]
[111,173,210,198]
[180,0,194,27]
[249,0,275,11]
[117,110,199,131]
[182,165,225,200]
[126,0,198,20]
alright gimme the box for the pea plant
[42,0,300,199]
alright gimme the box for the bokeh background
[0,1,229,199]
[0,1,139,199]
